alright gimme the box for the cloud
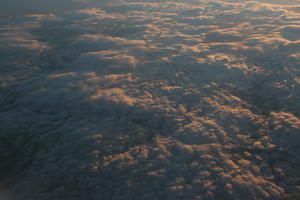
[280,25,300,41]
[0,0,300,200]
[72,34,146,53]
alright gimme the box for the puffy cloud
[1,0,300,200]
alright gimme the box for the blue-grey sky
[0,0,113,15]
[1,0,300,15]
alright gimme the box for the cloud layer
[0,0,300,199]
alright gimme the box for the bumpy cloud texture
[0,0,300,200]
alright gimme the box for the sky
[0,0,300,200]
[0,0,118,16]
[1,0,300,15]
[0,0,91,15]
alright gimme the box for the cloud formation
[0,0,300,199]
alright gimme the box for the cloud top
[0,0,300,200]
